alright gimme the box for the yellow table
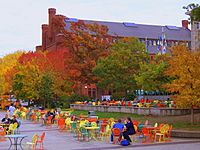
[84,127,100,141]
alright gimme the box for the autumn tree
[53,16,113,86]
[164,46,200,124]
[0,51,24,95]
[93,37,148,97]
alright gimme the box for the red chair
[36,132,45,149]
[112,128,121,144]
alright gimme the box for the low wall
[172,130,200,138]
[70,104,200,116]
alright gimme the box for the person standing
[8,103,16,117]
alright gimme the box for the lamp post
[84,85,88,96]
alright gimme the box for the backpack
[121,139,129,146]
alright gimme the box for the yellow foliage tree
[164,46,200,124]
[0,51,24,95]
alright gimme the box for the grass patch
[71,110,200,131]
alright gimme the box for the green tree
[38,73,54,108]
[183,3,200,22]
[93,37,148,97]
[135,54,170,91]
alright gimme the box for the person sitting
[110,119,124,143]
[1,114,11,124]
[123,117,136,143]
[10,115,19,128]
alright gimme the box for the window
[123,22,137,27]
[149,40,152,46]
[166,25,179,30]
[153,40,157,46]
[171,41,174,46]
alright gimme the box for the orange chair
[112,128,121,144]
[31,113,37,123]
[36,132,45,149]
[58,118,66,131]
[141,127,151,143]
[0,127,6,142]
[46,116,53,128]
[132,120,139,127]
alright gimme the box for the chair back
[112,128,121,136]
[71,122,77,130]
[105,124,111,135]
[40,132,45,142]
[159,123,164,129]
[141,127,149,135]
[91,122,97,127]
[48,116,53,121]
[133,125,138,132]
[154,123,158,128]
[144,120,149,125]
[32,134,38,143]
[79,127,87,134]
[132,120,139,127]
[65,118,71,125]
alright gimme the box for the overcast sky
[0,0,199,57]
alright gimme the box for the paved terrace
[0,111,200,150]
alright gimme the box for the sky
[0,0,199,57]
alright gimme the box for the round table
[5,134,27,150]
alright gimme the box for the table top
[0,123,9,126]
[5,134,27,138]
[85,127,100,130]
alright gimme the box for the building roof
[65,18,191,41]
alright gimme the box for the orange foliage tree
[53,16,113,86]
[164,46,200,124]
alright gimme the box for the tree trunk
[191,107,194,125]
[43,99,46,109]
[28,99,30,106]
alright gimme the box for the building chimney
[182,20,189,29]
[42,24,48,50]
[48,8,56,25]
[48,8,56,42]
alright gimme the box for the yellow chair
[26,134,38,150]
[65,118,72,131]
[155,124,169,142]
[103,124,111,141]
[8,123,18,134]
[91,122,97,127]
[21,112,26,122]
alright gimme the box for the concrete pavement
[0,111,200,150]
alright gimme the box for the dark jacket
[125,121,136,135]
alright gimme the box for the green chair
[77,127,89,141]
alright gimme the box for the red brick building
[36,8,191,99]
